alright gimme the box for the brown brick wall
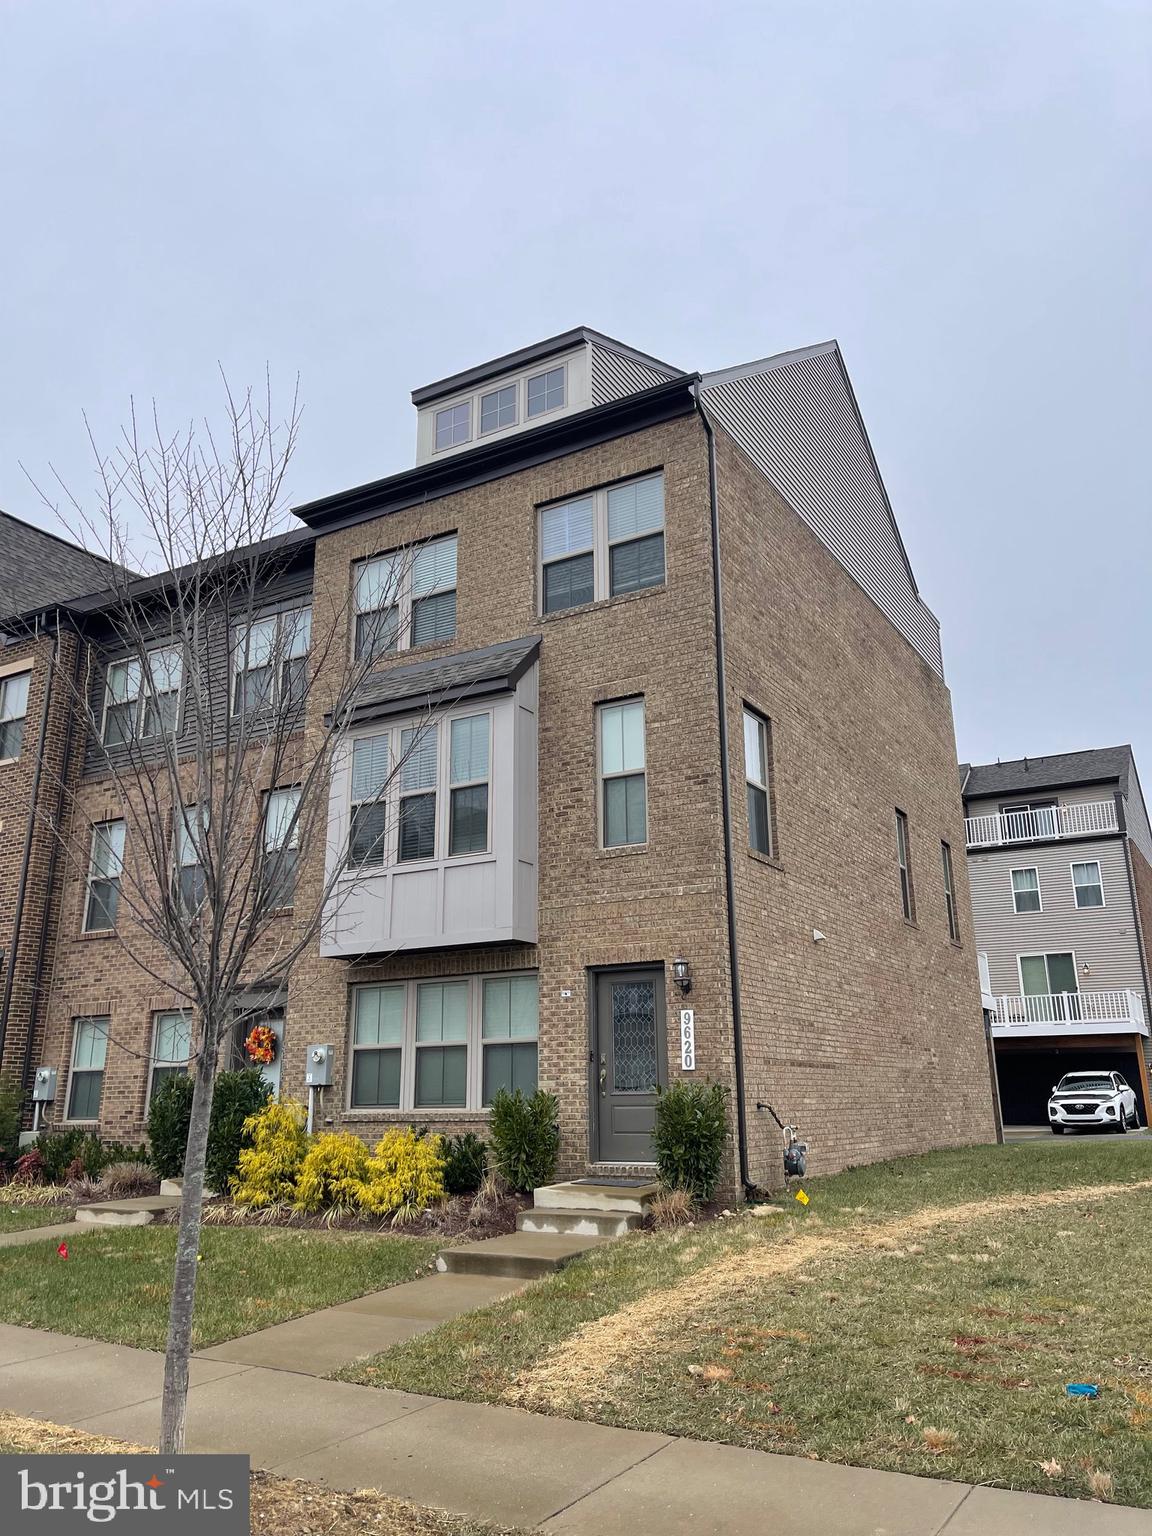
[713,426,996,1184]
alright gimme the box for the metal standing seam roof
[339,634,541,725]
[960,746,1134,800]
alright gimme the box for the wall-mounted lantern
[672,956,693,994]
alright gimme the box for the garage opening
[996,1044,1148,1126]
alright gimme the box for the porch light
[672,957,692,994]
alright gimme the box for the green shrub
[489,1089,559,1194]
[146,1075,195,1180]
[0,1075,23,1168]
[441,1132,487,1195]
[653,1079,729,1203]
[231,1099,309,1207]
[30,1130,144,1183]
[206,1070,271,1194]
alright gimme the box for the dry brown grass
[0,1416,519,1535]
[647,1187,696,1228]
[510,1176,1152,1412]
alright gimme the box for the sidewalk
[0,1318,1144,1534]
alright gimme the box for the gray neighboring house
[0,510,123,623]
[961,747,1152,1127]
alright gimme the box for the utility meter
[32,1067,57,1103]
[305,1044,333,1087]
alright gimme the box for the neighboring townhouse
[961,748,1152,1127]
[4,329,996,1190]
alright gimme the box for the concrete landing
[437,1230,610,1278]
[533,1179,658,1215]
[75,1194,181,1228]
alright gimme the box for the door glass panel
[611,979,658,1093]
[1019,955,1048,995]
[1046,952,1078,994]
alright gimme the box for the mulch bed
[156,1191,528,1241]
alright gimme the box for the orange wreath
[244,1024,277,1066]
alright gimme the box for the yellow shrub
[293,1132,373,1213]
[230,1099,308,1208]
[358,1129,446,1222]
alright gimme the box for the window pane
[352,735,391,800]
[235,664,273,716]
[450,784,488,855]
[483,1042,538,1104]
[351,1049,401,1107]
[264,846,298,907]
[416,982,468,1042]
[600,700,645,775]
[747,785,770,854]
[264,788,301,851]
[604,772,646,846]
[85,877,120,931]
[0,719,23,759]
[480,384,517,432]
[400,726,438,790]
[527,366,565,417]
[104,700,136,745]
[398,792,436,861]
[450,715,489,783]
[743,713,765,783]
[284,607,312,659]
[73,1019,109,1071]
[1,673,30,728]
[1046,953,1078,993]
[415,1045,467,1107]
[92,822,125,877]
[179,866,207,913]
[107,659,141,705]
[483,976,539,1039]
[356,554,402,614]
[354,985,405,1045]
[349,803,389,866]
[69,1071,103,1120]
[540,498,594,560]
[543,552,595,613]
[142,689,179,738]
[355,606,399,661]
[1019,955,1048,995]
[412,536,458,597]
[411,589,457,645]
[150,1065,185,1101]
[607,475,665,541]
[1012,869,1041,911]
[609,533,665,596]
[435,402,470,449]
[154,1012,191,1064]
[1073,862,1104,907]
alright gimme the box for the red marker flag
[56,1242,69,1260]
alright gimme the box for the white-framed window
[149,1011,191,1104]
[354,534,457,662]
[347,709,491,870]
[434,401,471,451]
[175,804,208,915]
[102,646,183,745]
[0,671,30,761]
[263,786,301,908]
[1072,860,1105,909]
[743,709,772,856]
[480,384,517,435]
[349,973,538,1112]
[67,1016,108,1120]
[598,698,647,848]
[540,472,665,614]
[526,364,566,418]
[232,606,311,716]
[941,840,960,942]
[896,809,915,922]
[83,819,126,933]
[1010,867,1042,913]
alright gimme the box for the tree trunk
[159,1013,220,1454]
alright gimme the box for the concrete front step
[437,1230,610,1279]
[517,1208,641,1238]
[75,1195,182,1228]
[532,1179,658,1216]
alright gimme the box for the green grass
[339,1139,1152,1507]
[0,1226,440,1349]
[0,1205,72,1233]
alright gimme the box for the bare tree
[24,380,447,1452]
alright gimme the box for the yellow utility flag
[794,1189,810,1206]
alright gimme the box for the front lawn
[0,1205,72,1233]
[339,1139,1152,1508]
[0,1227,439,1349]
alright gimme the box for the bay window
[398,725,438,862]
[449,713,490,855]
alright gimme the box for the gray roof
[0,511,128,622]
[961,747,1135,801]
[344,635,541,725]
[411,327,682,406]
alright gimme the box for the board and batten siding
[968,838,1145,999]
[701,343,944,678]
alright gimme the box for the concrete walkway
[0,1319,1144,1533]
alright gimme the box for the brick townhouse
[0,329,996,1190]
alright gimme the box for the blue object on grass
[1066,1383,1099,1399]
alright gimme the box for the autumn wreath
[244,1023,278,1066]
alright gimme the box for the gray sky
[1,1,1148,773]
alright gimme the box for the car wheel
[1116,1110,1128,1134]
[1051,1125,1065,1135]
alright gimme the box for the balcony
[990,990,1148,1038]
[965,800,1118,849]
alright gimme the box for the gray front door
[593,968,666,1163]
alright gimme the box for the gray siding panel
[968,839,1145,999]
[701,350,944,676]
[1124,784,1152,865]
[589,345,679,406]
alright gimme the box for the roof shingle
[961,747,1134,801]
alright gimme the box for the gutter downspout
[694,385,754,1195]
[1117,795,1152,1120]
[0,618,57,1068]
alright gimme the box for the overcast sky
[1,2,1148,772]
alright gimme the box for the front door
[235,1009,285,1098]
[592,968,666,1163]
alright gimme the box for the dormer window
[527,365,566,418]
[435,402,471,451]
[480,385,518,434]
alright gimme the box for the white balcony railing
[991,989,1147,1035]
[965,800,1119,849]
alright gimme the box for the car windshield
[1055,1076,1113,1094]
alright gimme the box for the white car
[1048,1071,1140,1134]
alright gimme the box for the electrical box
[305,1044,333,1087]
[32,1067,57,1103]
